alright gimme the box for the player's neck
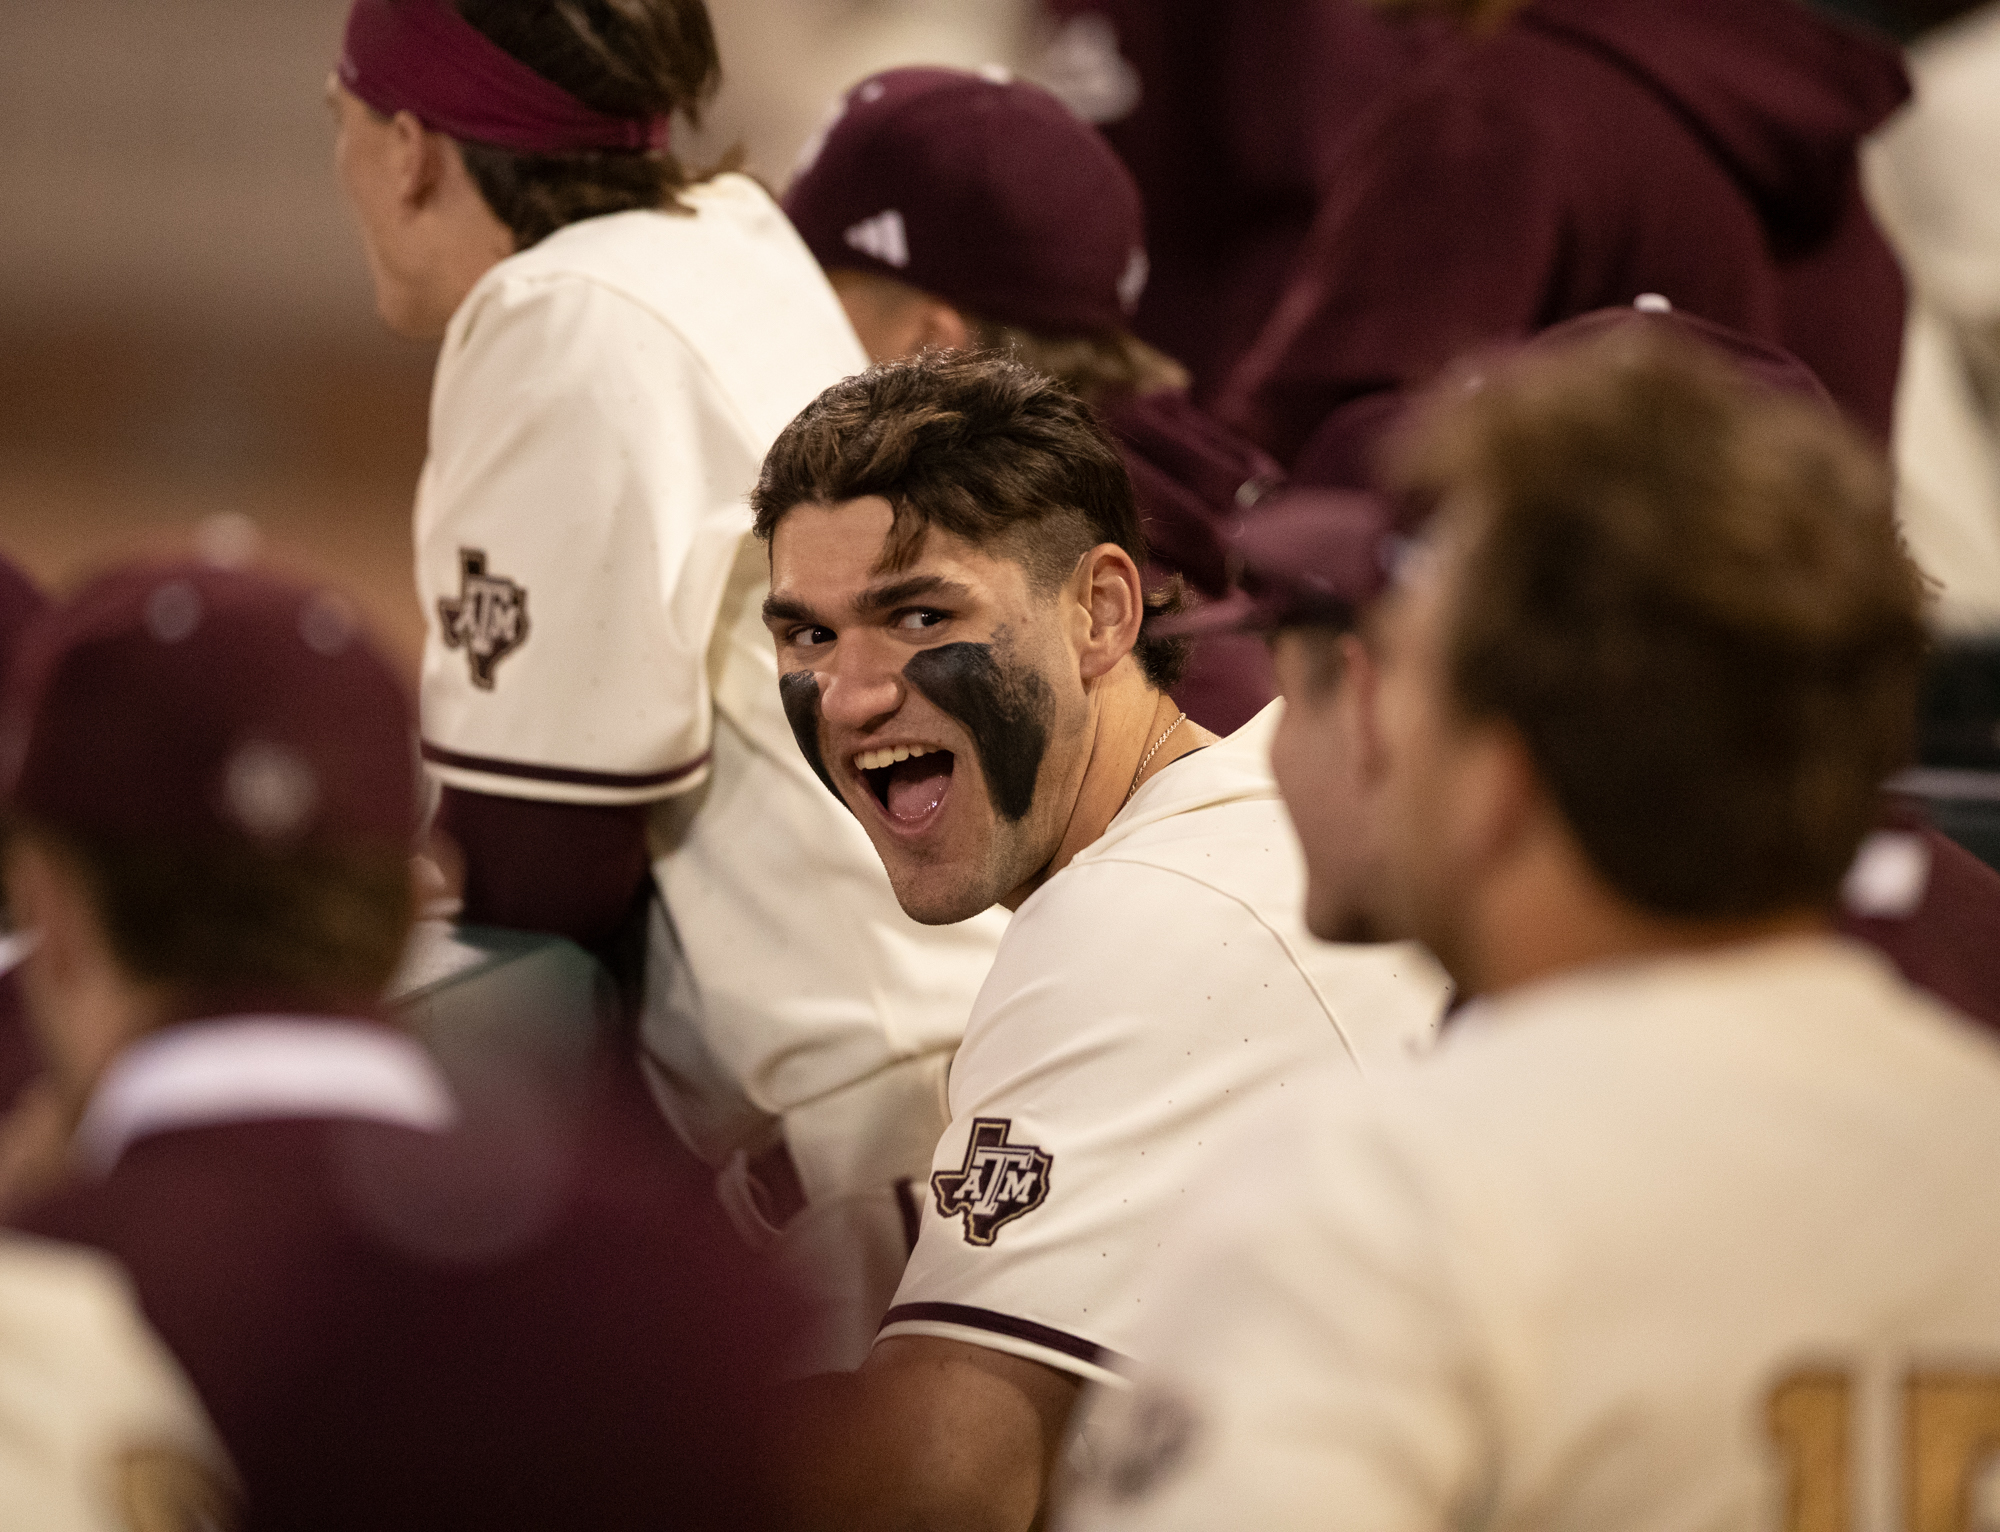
[1455,829,1829,999]
[1002,673,1215,910]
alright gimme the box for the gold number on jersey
[1770,1371,1851,1532]
[1768,1368,2000,1532]
[1905,1374,2000,1532]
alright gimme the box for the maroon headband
[339,0,669,155]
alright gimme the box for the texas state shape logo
[437,548,529,690]
[932,1117,1052,1246]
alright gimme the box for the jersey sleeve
[1055,1100,1490,1531]
[878,862,1355,1385]
[416,270,761,805]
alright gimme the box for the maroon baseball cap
[1529,295,1836,406]
[1157,489,1402,638]
[783,66,1149,336]
[1,563,417,853]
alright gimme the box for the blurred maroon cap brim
[1156,488,1400,638]
[1530,297,1835,407]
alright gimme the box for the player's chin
[871,813,1003,925]
[881,856,1001,927]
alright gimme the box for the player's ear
[1074,544,1143,683]
[3,836,101,1005]
[391,110,447,211]
[1458,718,1547,873]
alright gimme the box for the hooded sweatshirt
[1216,0,1911,478]
[1037,0,1433,397]
[1098,387,1285,735]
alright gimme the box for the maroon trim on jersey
[420,740,710,792]
[881,1301,1128,1370]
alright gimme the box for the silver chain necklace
[1126,711,1188,803]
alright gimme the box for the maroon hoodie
[1044,0,1430,398]
[1099,388,1285,734]
[1216,0,1912,479]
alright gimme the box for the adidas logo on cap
[1118,247,1149,314]
[844,209,910,270]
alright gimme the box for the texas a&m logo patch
[437,548,529,690]
[932,1118,1051,1246]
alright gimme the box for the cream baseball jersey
[415,174,864,802]
[0,1235,231,1532]
[877,705,1449,1383]
[1060,937,2000,1532]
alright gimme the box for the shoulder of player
[959,854,1334,1076]
[1004,837,1296,969]
[1392,936,2000,1182]
[0,1231,141,1325]
[440,204,857,430]
[456,175,823,334]
[448,246,696,369]
[0,1233,227,1494]
[1150,1077,1467,1302]
[1040,777,1305,937]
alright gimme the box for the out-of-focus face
[765,497,1093,924]
[328,79,423,334]
[1368,522,1507,979]
[1268,628,1389,942]
[327,77,501,339]
[3,838,131,1104]
[828,269,971,366]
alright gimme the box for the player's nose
[816,648,904,731]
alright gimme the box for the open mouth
[855,745,955,831]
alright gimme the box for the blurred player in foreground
[1149,489,1415,950]
[1530,302,2000,1034]
[754,351,1446,1529]
[327,0,1002,1367]
[0,555,231,1532]
[785,65,1285,734]
[1060,324,2000,1531]
[2,564,794,1529]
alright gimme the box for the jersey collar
[73,1016,457,1177]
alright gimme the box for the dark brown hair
[452,0,722,248]
[31,824,413,1008]
[752,350,1190,690]
[1386,326,1927,918]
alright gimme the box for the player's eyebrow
[763,575,976,631]
[854,576,974,615]
[761,592,822,628]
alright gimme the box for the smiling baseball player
[1058,322,2000,1532]
[753,350,1445,1529]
